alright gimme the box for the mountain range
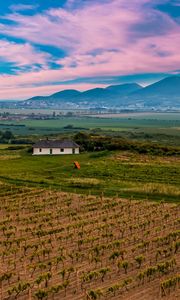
[16,75,180,109]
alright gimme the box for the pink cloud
[0,0,179,99]
[0,1,142,51]
[0,40,50,68]
[0,83,108,100]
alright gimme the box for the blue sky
[0,0,179,99]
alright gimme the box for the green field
[1,113,180,145]
[0,112,180,202]
[0,146,179,203]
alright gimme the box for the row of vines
[0,184,179,299]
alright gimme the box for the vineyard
[0,184,179,299]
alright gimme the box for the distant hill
[16,76,180,109]
[28,89,81,103]
[25,83,142,106]
[50,89,81,100]
[132,76,180,97]
[80,83,142,103]
[128,76,180,107]
[105,83,142,94]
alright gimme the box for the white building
[33,140,80,155]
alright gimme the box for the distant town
[0,76,179,117]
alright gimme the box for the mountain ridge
[21,76,180,109]
[27,83,143,103]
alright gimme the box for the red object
[74,161,80,169]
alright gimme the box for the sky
[0,0,179,100]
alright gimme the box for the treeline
[0,130,32,144]
[0,130,14,143]
[74,132,180,156]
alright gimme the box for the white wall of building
[33,147,79,155]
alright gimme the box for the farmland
[0,185,179,299]
[0,112,180,299]
[0,112,180,146]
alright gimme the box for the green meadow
[0,145,179,203]
[0,112,180,203]
[1,112,180,145]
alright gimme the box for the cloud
[2,0,174,51]
[23,3,139,49]
[0,40,51,70]
[9,4,38,12]
[0,82,108,100]
[0,0,179,99]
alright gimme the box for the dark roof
[33,140,80,148]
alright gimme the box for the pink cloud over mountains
[0,0,179,99]
[0,40,50,69]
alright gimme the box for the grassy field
[0,146,179,203]
[1,113,180,145]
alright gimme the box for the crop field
[0,113,180,146]
[0,184,179,300]
[0,112,179,299]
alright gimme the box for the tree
[66,112,73,117]
[73,132,91,151]
[2,130,14,140]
